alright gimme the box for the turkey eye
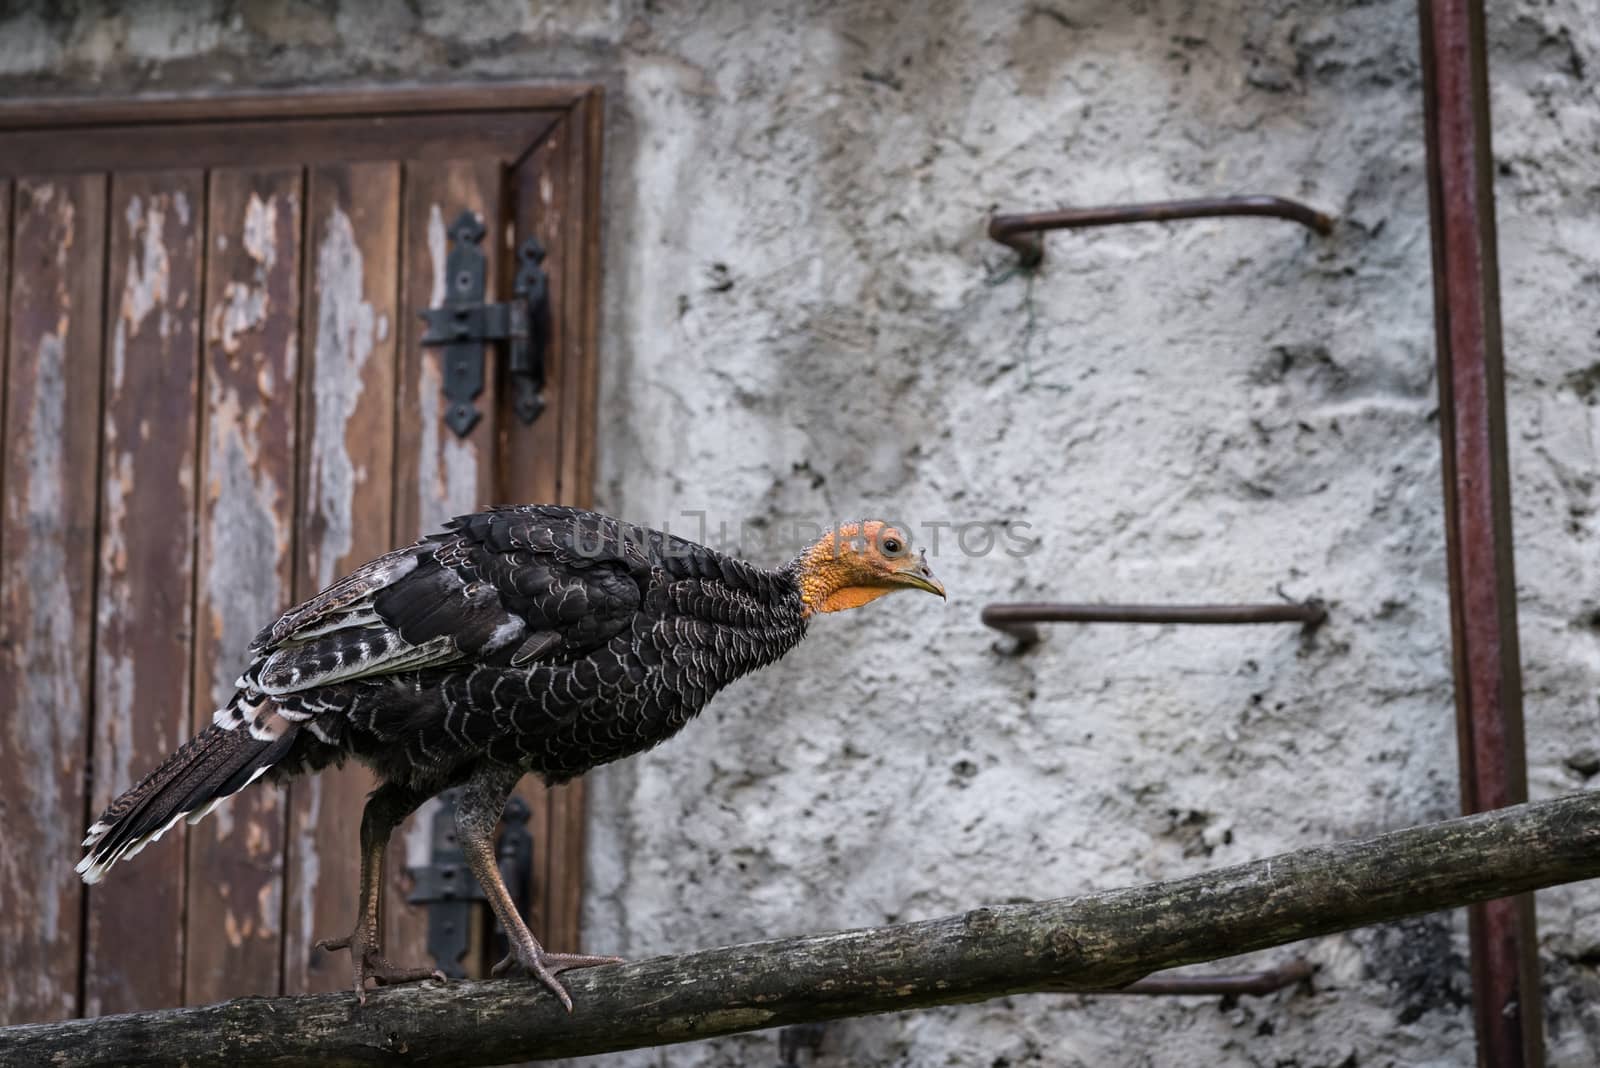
[883,537,903,555]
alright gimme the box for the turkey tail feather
[78,709,295,885]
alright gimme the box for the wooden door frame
[0,83,598,173]
[0,82,594,128]
[0,81,605,1007]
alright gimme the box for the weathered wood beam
[5,791,1597,1067]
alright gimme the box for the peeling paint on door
[0,174,106,1025]
[417,203,482,535]
[100,191,181,795]
[85,174,205,1019]
[306,205,374,589]
[186,171,301,1005]
[209,192,278,356]
[284,163,402,995]
[204,403,290,706]
[17,333,79,942]
[292,775,323,967]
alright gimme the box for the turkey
[78,505,945,1008]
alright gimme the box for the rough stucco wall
[0,1,1595,1065]
[1494,4,1600,1059]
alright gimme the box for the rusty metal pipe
[782,959,1314,1056]
[988,195,1334,266]
[982,600,1327,651]
[1419,1,1542,1064]
[1115,958,1314,997]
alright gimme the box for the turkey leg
[456,764,622,1012]
[316,782,444,1002]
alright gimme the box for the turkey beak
[892,551,946,600]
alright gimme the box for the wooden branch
[6,792,1598,1067]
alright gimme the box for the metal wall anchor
[777,1022,827,1066]
[762,962,1306,1061]
[419,210,551,436]
[982,599,1327,654]
[1116,958,1314,997]
[989,195,1334,267]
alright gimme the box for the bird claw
[492,948,623,1013]
[318,929,446,1004]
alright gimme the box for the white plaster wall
[1493,4,1600,1061]
[0,1,1595,1064]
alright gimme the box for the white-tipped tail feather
[77,806,189,884]
[78,696,295,885]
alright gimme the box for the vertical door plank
[84,171,205,1017]
[186,167,302,1004]
[556,92,605,516]
[387,158,505,970]
[547,92,606,957]
[283,162,401,995]
[504,132,567,953]
[0,179,7,456]
[505,134,562,952]
[503,139,566,506]
[0,175,107,1025]
[504,96,606,959]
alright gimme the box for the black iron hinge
[419,210,551,437]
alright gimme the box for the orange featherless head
[792,520,946,616]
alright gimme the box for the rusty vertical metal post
[1418,2,1543,1065]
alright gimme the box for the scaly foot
[317,931,446,1004]
[492,940,623,1012]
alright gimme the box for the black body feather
[81,505,809,881]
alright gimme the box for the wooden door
[0,85,603,1025]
